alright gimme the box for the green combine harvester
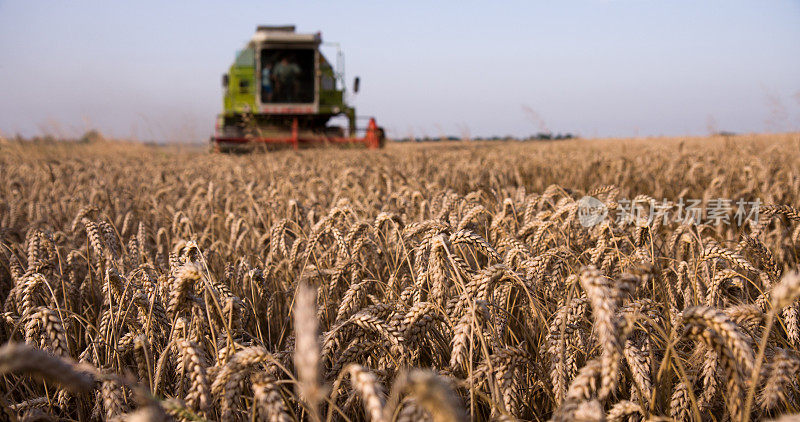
[210,25,385,151]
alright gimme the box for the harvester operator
[261,63,273,102]
[272,56,301,102]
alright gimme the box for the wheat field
[0,133,799,421]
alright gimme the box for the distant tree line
[394,132,576,143]
[4,130,107,144]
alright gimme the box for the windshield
[260,48,315,104]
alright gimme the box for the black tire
[377,127,386,148]
[323,126,345,137]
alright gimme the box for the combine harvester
[210,25,385,151]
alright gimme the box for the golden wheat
[0,134,798,420]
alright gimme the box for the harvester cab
[211,25,385,151]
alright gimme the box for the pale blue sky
[1,0,798,142]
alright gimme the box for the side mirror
[222,74,229,88]
[353,76,360,93]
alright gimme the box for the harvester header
[210,26,384,151]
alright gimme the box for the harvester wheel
[324,126,345,137]
[377,127,386,148]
